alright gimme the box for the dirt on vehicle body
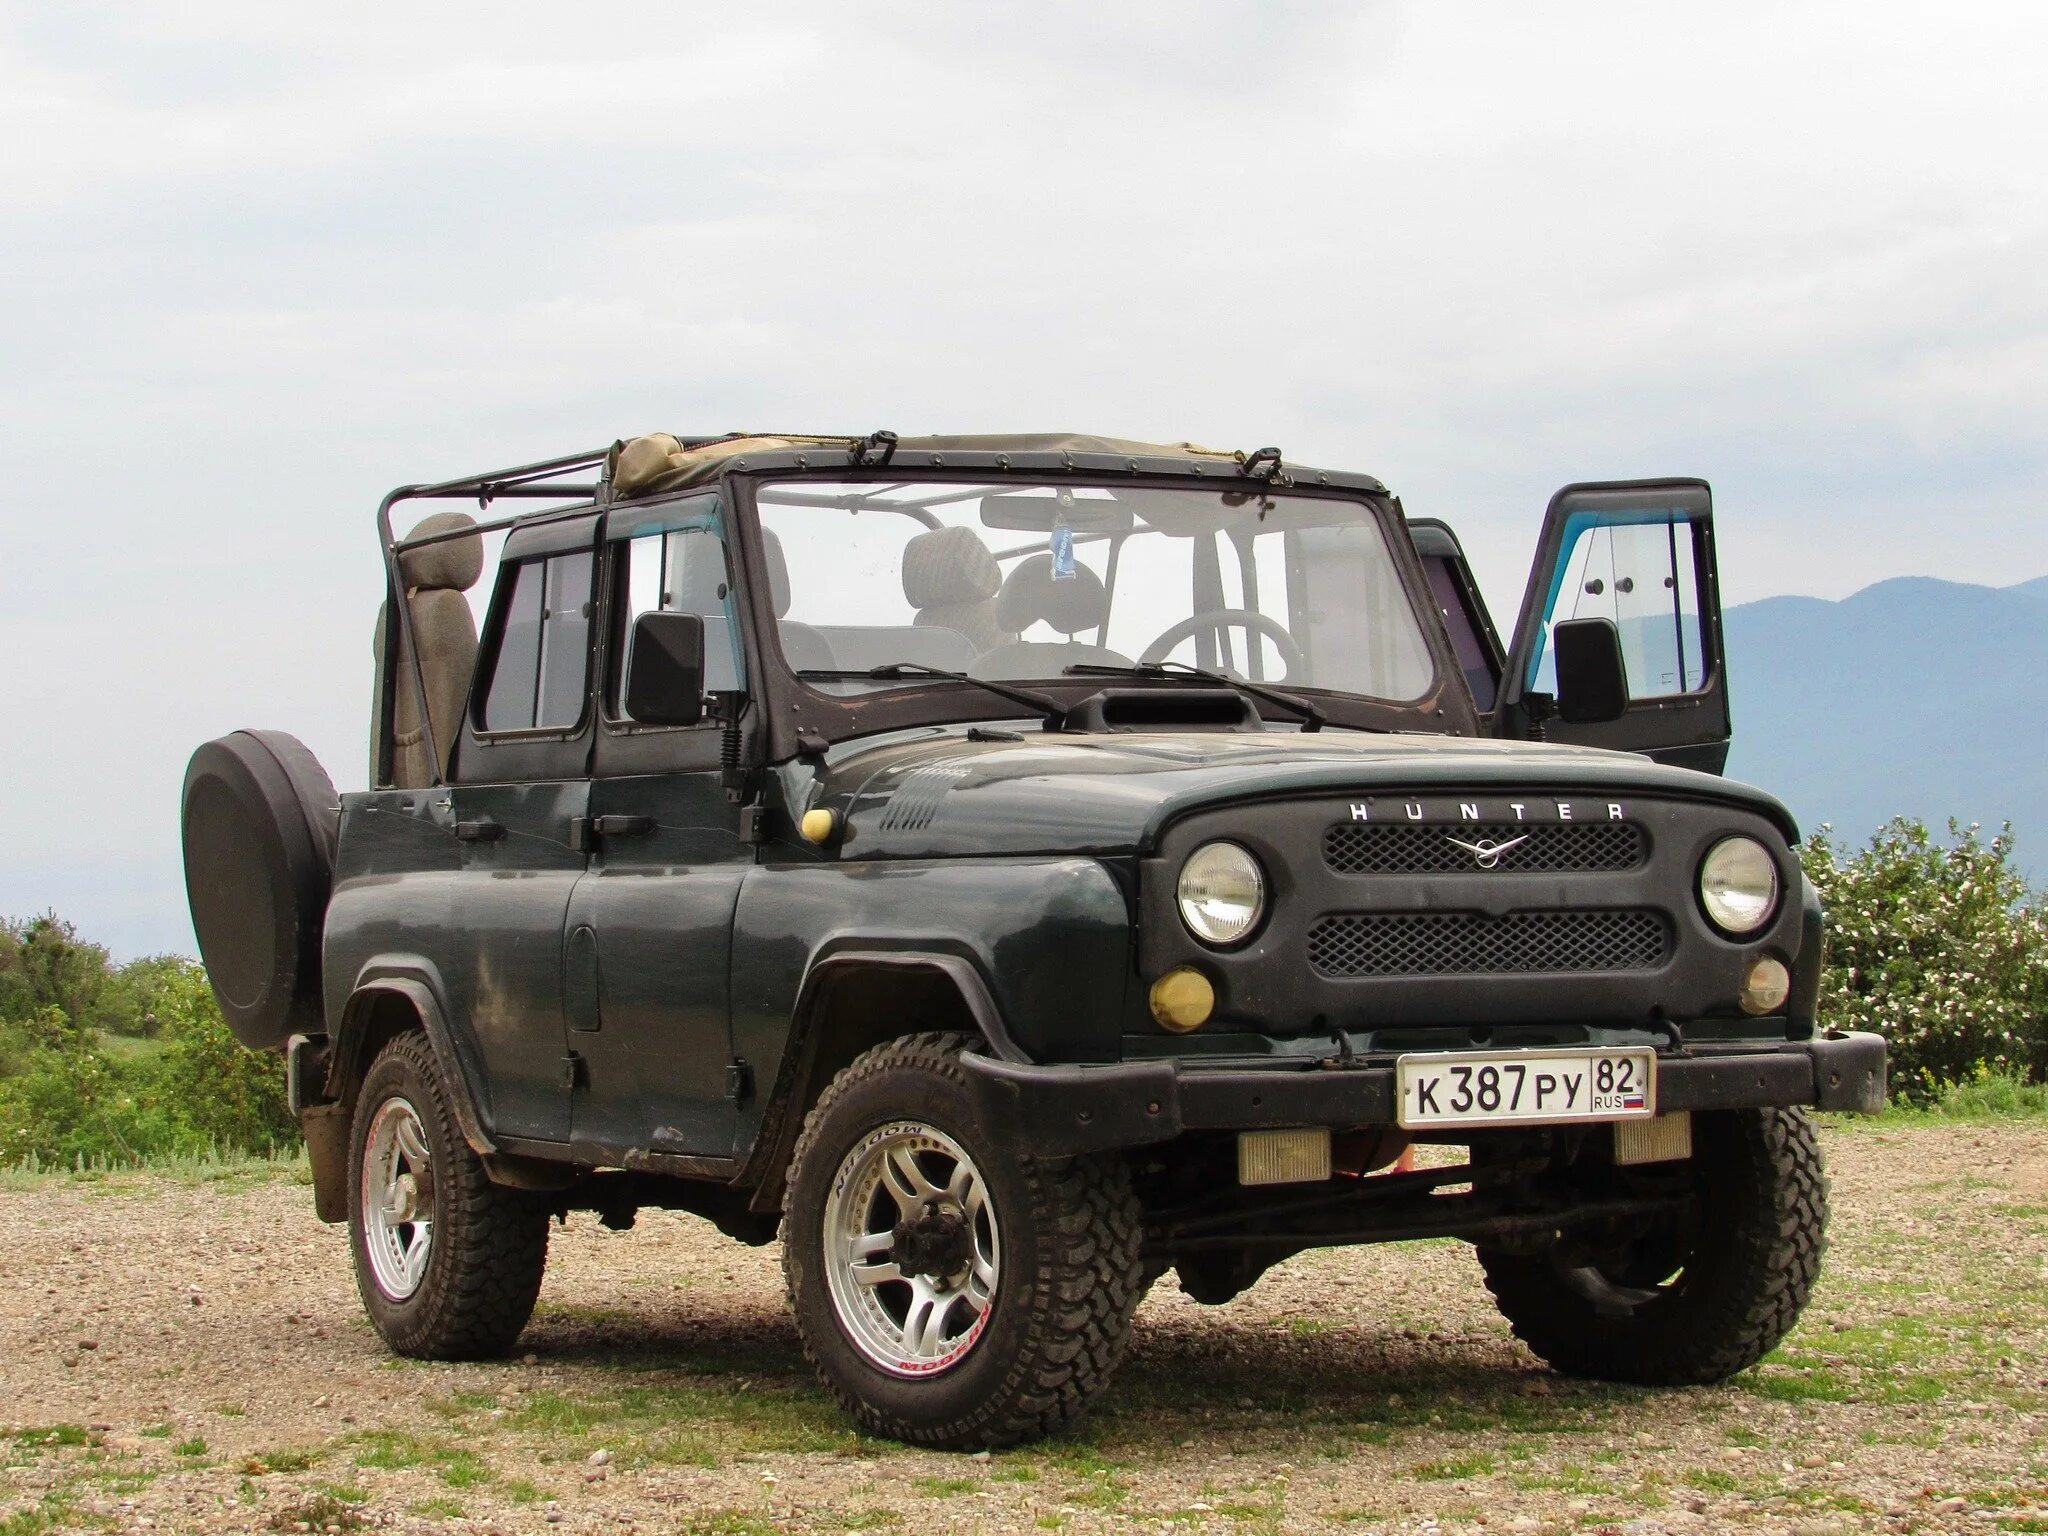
[180,430,1885,1448]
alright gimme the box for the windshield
[755,480,1436,704]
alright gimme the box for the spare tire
[181,730,340,1051]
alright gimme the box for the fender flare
[738,948,1027,1211]
[797,949,1031,1065]
[325,967,496,1157]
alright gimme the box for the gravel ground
[2,1118,2044,1535]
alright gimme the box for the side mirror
[1551,618,1630,724]
[624,611,707,727]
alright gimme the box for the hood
[800,726,1800,860]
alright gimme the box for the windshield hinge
[1239,445,1290,485]
[737,795,769,844]
[850,429,899,467]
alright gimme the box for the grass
[266,1491,364,1532]
[0,1497,78,1536]
[1,1428,95,1450]
[95,1035,166,1066]
[447,1373,863,1469]
[348,1429,491,1488]
[1843,1067,2048,1126]
[242,1447,319,1476]
[0,1143,308,1190]
[912,1476,980,1497]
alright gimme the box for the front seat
[971,554,1132,680]
[760,527,835,675]
[902,525,1006,654]
[373,511,484,788]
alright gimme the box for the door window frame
[1496,478,1729,772]
[592,492,759,780]
[454,512,602,784]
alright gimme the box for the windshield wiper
[1065,661,1327,732]
[798,664,1066,725]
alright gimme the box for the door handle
[453,819,506,842]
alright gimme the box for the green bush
[1802,818,2048,1095]
[0,915,111,1032]
[0,924,295,1167]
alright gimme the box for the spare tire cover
[181,730,340,1051]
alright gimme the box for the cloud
[1,0,2044,954]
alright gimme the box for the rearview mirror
[979,495,1134,535]
[624,611,707,727]
[1551,618,1630,724]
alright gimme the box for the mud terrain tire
[782,1032,1144,1449]
[1479,1106,1827,1384]
[348,1033,550,1359]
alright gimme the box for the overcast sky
[3,2,2045,958]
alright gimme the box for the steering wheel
[1140,609,1306,682]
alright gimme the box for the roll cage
[372,435,1480,789]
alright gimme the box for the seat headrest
[994,554,1108,636]
[760,527,793,618]
[397,511,484,593]
[902,526,1001,609]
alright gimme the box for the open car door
[1496,479,1729,774]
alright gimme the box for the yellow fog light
[800,808,837,844]
[1149,967,1216,1033]
[1740,954,1792,1016]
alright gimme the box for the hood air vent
[876,760,973,832]
[1058,688,1264,734]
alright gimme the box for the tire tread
[350,1032,549,1360]
[781,1032,1143,1448]
[1480,1106,1828,1384]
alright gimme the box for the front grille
[1307,909,1671,977]
[1323,820,1646,875]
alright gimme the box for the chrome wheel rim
[821,1121,1000,1378]
[362,1096,435,1300]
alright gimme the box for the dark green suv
[181,430,1884,1449]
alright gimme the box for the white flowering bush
[1802,819,2048,1095]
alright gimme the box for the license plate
[1395,1047,1656,1129]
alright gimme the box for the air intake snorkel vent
[1057,687,1264,734]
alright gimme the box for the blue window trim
[1527,504,1697,691]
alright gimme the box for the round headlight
[1177,841,1266,946]
[1699,836,1780,935]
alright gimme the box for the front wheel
[782,1033,1144,1448]
[348,1033,550,1359]
[1479,1106,1828,1384]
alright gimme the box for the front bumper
[961,1031,1886,1160]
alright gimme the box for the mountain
[1720,573,2048,882]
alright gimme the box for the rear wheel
[348,1033,550,1359]
[1478,1107,1828,1384]
[782,1032,1144,1448]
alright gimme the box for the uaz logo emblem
[1443,833,1530,870]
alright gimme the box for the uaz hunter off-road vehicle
[182,430,1884,1448]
